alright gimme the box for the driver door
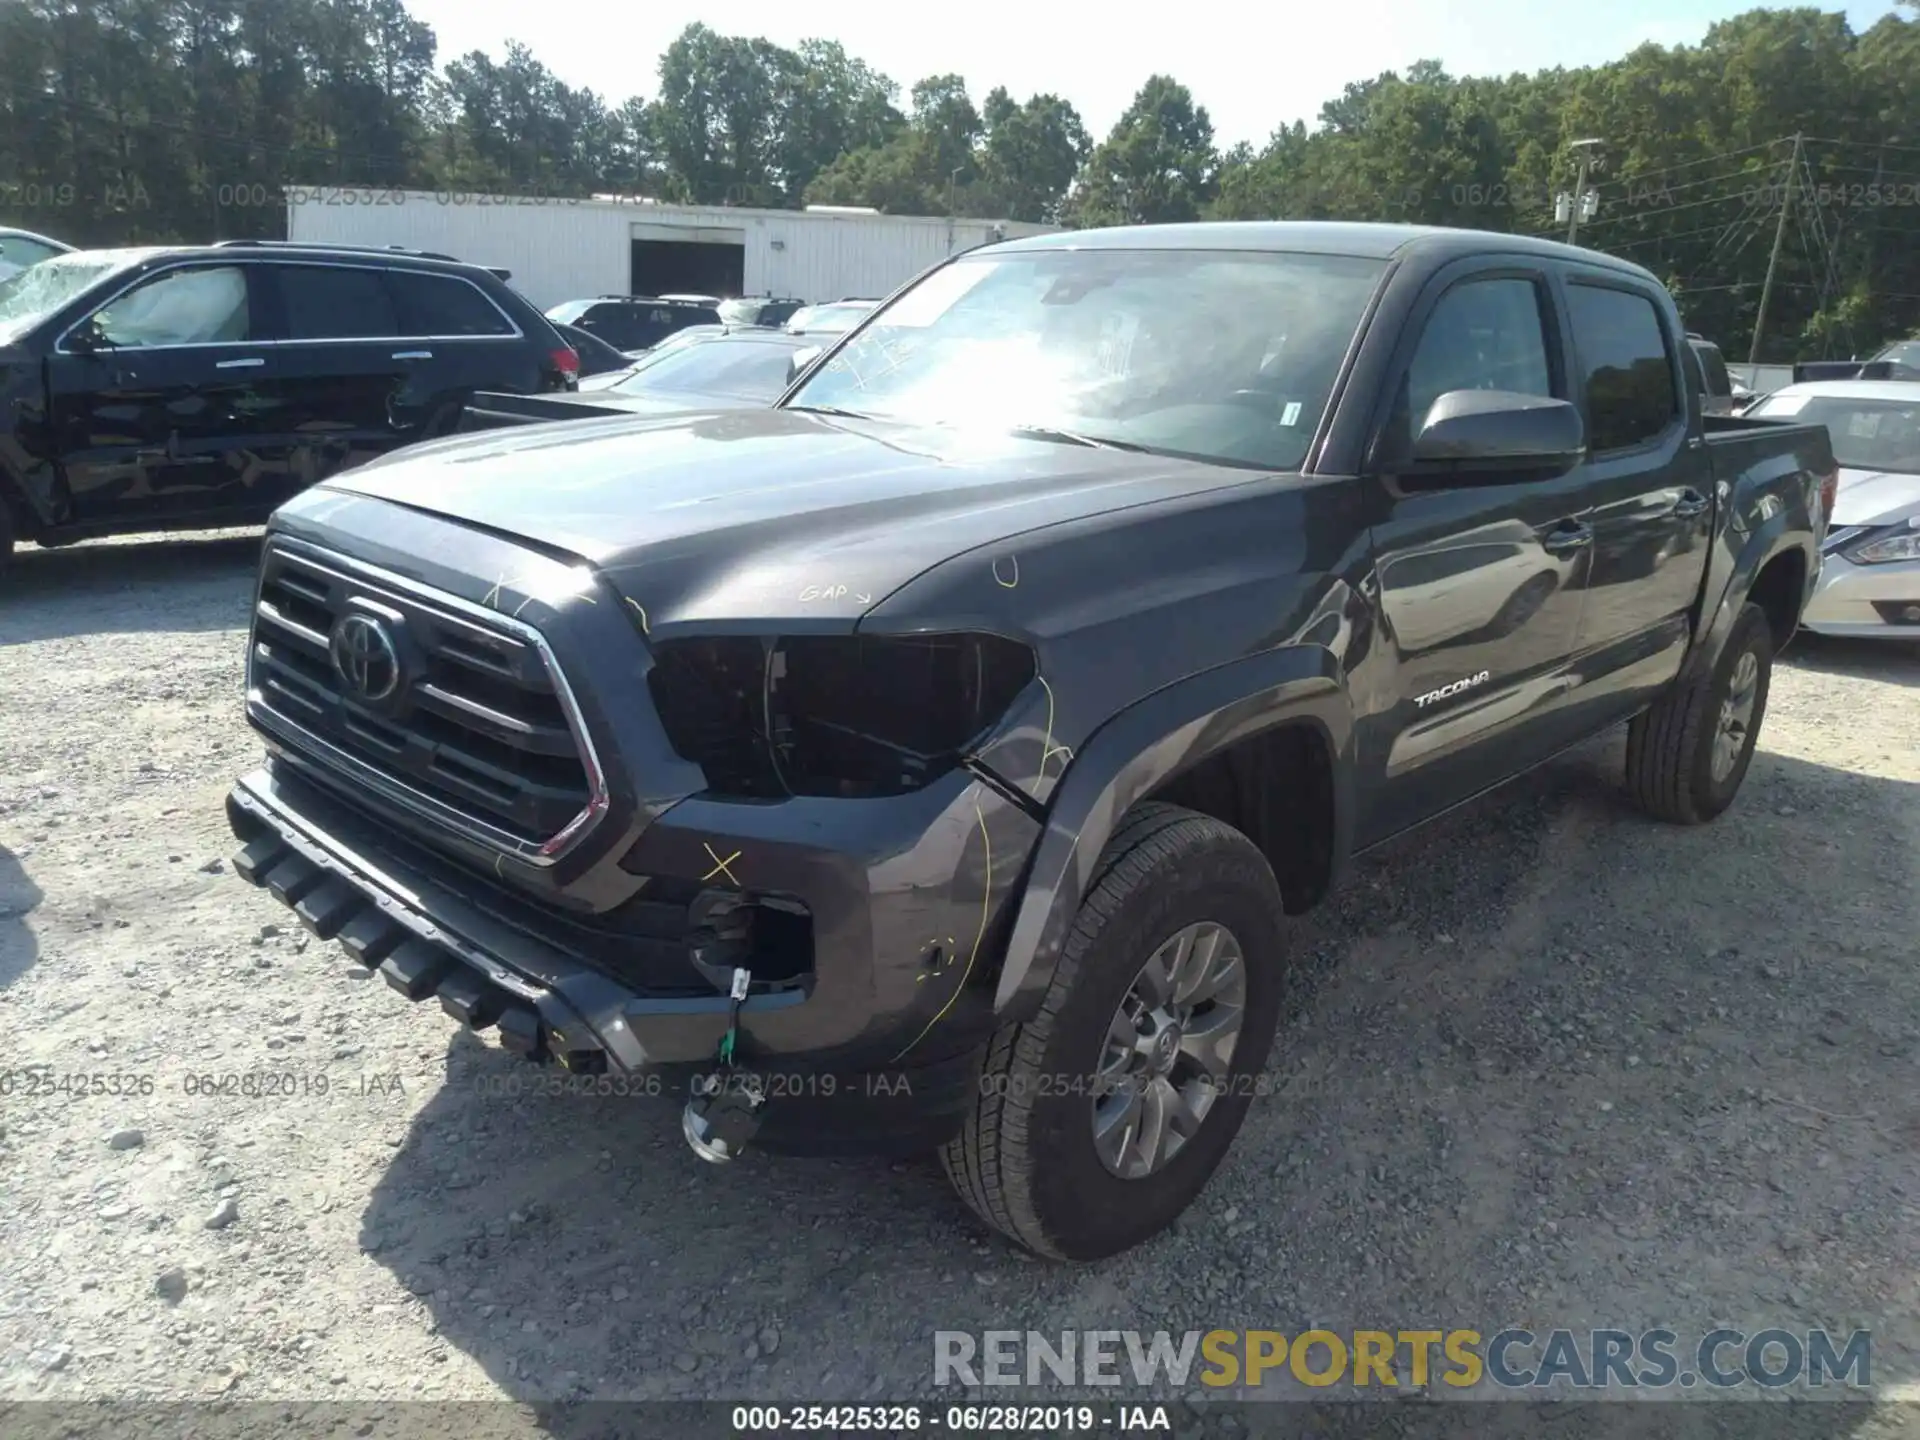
[1356,266,1599,844]
[48,263,285,524]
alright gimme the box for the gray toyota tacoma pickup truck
[225,222,1835,1261]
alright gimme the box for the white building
[285,189,1059,311]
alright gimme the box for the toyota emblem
[329,613,401,703]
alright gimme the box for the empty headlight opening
[649,632,1036,799]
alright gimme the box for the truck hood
[315,407,1277,626]
[1833,467,1920,527]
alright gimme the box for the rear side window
[391,273,514,337]
[0,235,63,269]
[276,265,398,340]
[1391,276,1554,456]
[1693,341,1731,396]
[1568,284,1679,451]
[583,303,717,349]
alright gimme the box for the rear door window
[390,272,514,337]
[275,265,400,340]
[1694,342,1731,396]
[1567,283,1681,452]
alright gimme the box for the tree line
[2,0,1918,358]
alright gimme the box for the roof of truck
[992,221,1659,279]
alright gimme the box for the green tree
[1067,75,1215,226]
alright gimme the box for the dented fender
[990,644,1355,1022]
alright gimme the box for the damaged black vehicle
[226,222,1830,1261]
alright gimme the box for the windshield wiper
[1007,424,1152,453]
[786,403,873,421]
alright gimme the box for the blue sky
[403,0,1909,148]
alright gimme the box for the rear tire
[1625,601,1773,824]
[942,803,1287,1261]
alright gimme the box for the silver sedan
[1744,380,1920,641]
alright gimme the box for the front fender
[990,644,1354,1021]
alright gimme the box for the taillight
[550,346,580,384]
[1818,469,1838,527]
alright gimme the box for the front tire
[1625,600,1774,824]
[942,803,1287,1261]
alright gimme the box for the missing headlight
[649,632,1036,799]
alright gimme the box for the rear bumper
[225,765,991,1153]
[1800,553,1920,638]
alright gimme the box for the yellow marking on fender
[701,843,741,885]
[891,796,991,1063]
[624,597,650,635]
[1030,676,1061,796]
[992,555,1020,589]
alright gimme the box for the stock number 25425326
[1,1070,155,1100]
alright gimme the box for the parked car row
[4,226,1913,658]
[458,329,815,431]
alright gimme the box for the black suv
[716,296,805,329]
[544,296,721,351]
[0,240,579,572]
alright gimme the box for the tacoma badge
[1413,670,1492,709]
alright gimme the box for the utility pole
[1561,138,1603,246]
[1749,132,1804,368]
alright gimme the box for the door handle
[1671,489,1710,519]
[214,357,265,369]
[1541,521,1593,556]
[392,350,433,361]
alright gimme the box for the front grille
[247,543,600,856]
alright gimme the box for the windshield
[785,248,1387,469]
[613,338,799,400]
[1752,394,1920,474]
[0,253,126,338]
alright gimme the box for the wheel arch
[1682,519,1816,687]
[990,644,1355,1022]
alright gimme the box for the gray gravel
[2,530,1917,1414]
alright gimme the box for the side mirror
[786,345,823,385]
[66,317,109,354]
[1407,390,1585,480]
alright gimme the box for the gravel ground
[2,530,1918,1425]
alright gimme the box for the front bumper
[1800,552,1920,638]
[226,761,1025,1152]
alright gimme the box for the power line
[1799,160,1920,186]
[1601,164,1792,203]
[1578,184,1780,230]
[1595,213,1775,251]
[1594,140,1785,185]
[1802,135,1920,162]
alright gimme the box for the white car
[1744,380,1920,640]
[0,227,72,283]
